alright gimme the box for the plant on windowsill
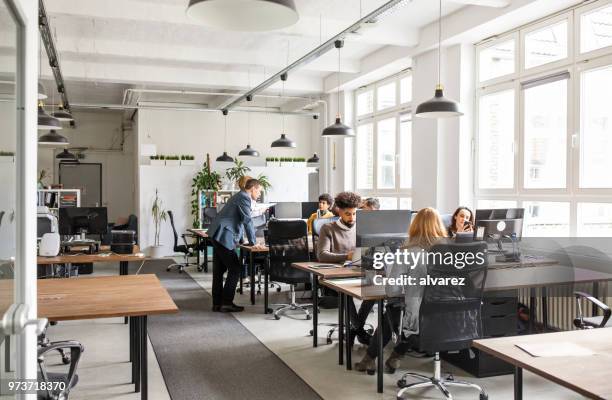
[180,154,195,166]
[150,188,167,258]
[0,150,15,163]
[165,155,180,166]
[150,155,165,166]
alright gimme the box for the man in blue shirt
[208,178,265,312]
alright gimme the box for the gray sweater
[316,220,355,263]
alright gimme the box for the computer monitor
[59,207,108,236]
[475,218,523,241]
[272,202,302,219]
[356,210,412,247]
[475,208,524,221]
[301,202,319,219]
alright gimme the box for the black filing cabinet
[442,291,517,377]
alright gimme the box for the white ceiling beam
[447,0,510,7]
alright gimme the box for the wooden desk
[239,244,269,306]
[38,275,178,400]
[320,278,386,393]
[473,329,612,400]
[292,262,363,348]
[37,245,145,276]
[186,229,209,272]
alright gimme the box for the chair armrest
[38,340,84,358]
[38,340,84,397]
[574,291,611,328]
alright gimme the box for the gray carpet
[138,260,322,400]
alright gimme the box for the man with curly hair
[317,191,374,345]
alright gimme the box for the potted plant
[294,157,306,166]
[37,169,48,189]
[191,160,222,227]
[256,173,272,201]
[150,189,167,258]
[150,155,163,166]
[166,155,180,166]
[181,155,195,166]
[0,151,14,163]
[225,159,251,190]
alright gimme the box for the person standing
[208,178,265,312]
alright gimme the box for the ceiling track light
[415,0,463,119]
[186,0,299,32]
[322,40,354,137]
[216,109,235,162]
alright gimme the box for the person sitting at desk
[307,193,334,233]
[208,178,266,313]
[447,206,474,238]
[355,207,448,374]
[317,191,373,345]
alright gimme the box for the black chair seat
[175,244,191,254]
[574,316,612,328]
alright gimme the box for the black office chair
[397,242,489,400]
[37,339,84,399]
[114,214,138,244]
[573,291,611,329]
[166,210,198,273]
[267,219,313,320]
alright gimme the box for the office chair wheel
[309,329,313,336]
[257,290,261,295]
[166,266,171,272]
[61,355,71,365]
[179,269,183,273]
[274,314,280,320]
[306,314,311,320]
[480,394,488,400]
[276,287,281,292]
[397,378,406,388]
[326,337,332,345]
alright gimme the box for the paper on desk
[331,278,363,285]
[515,342,595,357]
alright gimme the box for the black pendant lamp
[38,102,62,130]
[307,153,320,163]
[186,0,298,32]
[38,130,69,147]
[56,148,77,160]
[52,105,74,122]
[415,0,463,118]
[216,110,234,162]
[271,73,296,148]
[322,40,354,137]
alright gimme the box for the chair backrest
[167,210,180,250]
[417,241,488,353]
[268,219,311,284]
[311,216,338,258]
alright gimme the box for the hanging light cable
[239,66,260,157]
[415,0,463,118]
[322,40,354,136]
[271,73,296,148]
[216,110,234,162]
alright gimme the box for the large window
[476,1,612,237]
[354,71,412,209]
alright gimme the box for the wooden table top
[37,245,145,265]
[239,244,270,253]
[320,278,386,301]
[187,228,208,238]
[474,329,612,400]
[38,275,178,321]
[291,262,364,279]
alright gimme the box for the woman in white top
[355,207,448,375]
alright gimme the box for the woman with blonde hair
[355,207,447,374]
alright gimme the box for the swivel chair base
[397,353,488,400]
[272,285,313,320]
[166,253,198,273]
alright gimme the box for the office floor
[44,259,585,400]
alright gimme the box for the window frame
[475,0,612,237]
[354,70,413,209]
[476,32,519,86]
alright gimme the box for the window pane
[356,124,374,189]
[399,114,411,189]
[378,197,398,210]
[399,198,412,210]
[524,20,568,69]
[578,203,612,237]
[400,76,412,103]
[477,200,518,210]
[377,82,396,111]
[523,201,570,237]
[523,78,567,189]
[478,90,515,189]
[377,118,396,189]
[479,39,515,82]
[581,4,612,53]
[357,90,373,116]
[580,65,612,188]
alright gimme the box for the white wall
[0,102,16,259]
[37,110,135,222]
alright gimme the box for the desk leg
[345,295,352,370]
[338,293,344,366]
[239,248,244,295]
[312,275,318,348]
[377,299,384,394]
[264,258,269,314]
[196,237,201,271]
[541,287,548,332]
[134,316,141,393]
[121,261,129,324]
[514,366,523,400]
[250,252,255,305]
[529,289,536,333]
[141,316,148,400]
[203,240,209,273]
[593,282,599,317]
[130,317,135,383]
